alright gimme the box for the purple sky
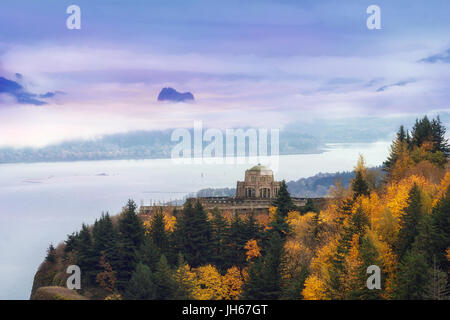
[0,0,449,147]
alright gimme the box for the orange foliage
[244,239,261,261]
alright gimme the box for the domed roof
[247,164,273,175]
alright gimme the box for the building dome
[247,164,273,175]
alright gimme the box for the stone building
[140,165,326,216]
[235,164,281,199]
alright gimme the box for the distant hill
[157,87,194,102]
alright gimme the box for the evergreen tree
[137,236,161,272]
[45,244,56,263]
[92,212,119,272]
[226,212,248,269]
[411,116,433,148]
[173,200,213,267]
[384,125,407,173]
[395,184,424,260]
[124,263,156,300]
[243,232,286,299]
[116,199,145,291]
[272,180,294,218]
[431,116,450,155]
[76,224,97,285]
[153,255,177,299]
[210,207,230,271]
[302,198,318,214]
[149,208,169,254]
[352,171,370,199]
[430,186,450,271]
[394,248,430,300]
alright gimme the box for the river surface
[0,141,390,299]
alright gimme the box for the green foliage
[116,199,145,291]
[153,255,177,299]
[430,187,450,271]
[149,208,169,254]
[173,200,213,267]
[243,232,286,300]
[272,180,294,218]
[352,171,370,199]
[394,248,430,300]
[124,263,156,300]
[395,184,424,260]
[45,244,56,263]
[92,212,119,272]
[210,207,230,271]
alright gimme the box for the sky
[0,0,450,147]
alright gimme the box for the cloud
[419,49,450,63]
[0,75,60,106]
[376,79,415,92]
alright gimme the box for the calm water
[0,141,390,299]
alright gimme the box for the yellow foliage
[269,206,277,222]
[244,239,261,261]
[302,275,328,300]
[191,265,225,300]
[222,266,244,300]
[164,214,176,233]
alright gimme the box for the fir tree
[123,263,156,300]
[76,224,97,285]
[243,232,286,299]
[210,207,230,271]
[430,186,450,271]
[173,200,213,267]
[137,236,161,272]
[272,180,294,218]
[431,116,450,155]
[45,244,56,263]
[116,199,145,291]
[352,171,370,199]
[92,212,119,272]
[153,255,177,299]
[149,208,169,254]
[394,247,430,300]
[395,184,424,260]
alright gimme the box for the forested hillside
[31,116,449,300]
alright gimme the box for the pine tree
[153,255,177,299]
[124,263,156,300]
[92,212,119,273]
[149,208,169,254]
[302,198,318,214]
[352,171,370,200]
[226,212,248,269]
[430,186,450,271]
[431,115,450,155]
[272,180,294,218]
[137,236,161,272]
[411,116,433,148]
[210,207,230,271]
[173,200,213,267]
[394,248,430,300]
[384,125,407,172]
[45,244,56,263]
[76,223,97,285]
[395,184,424,260]
[243,232,286,299]
[116,199,145,291]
